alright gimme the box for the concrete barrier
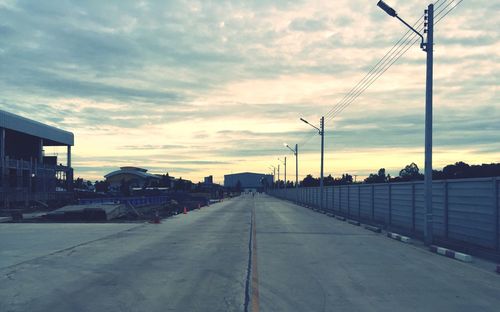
[364,225,382,233]
[387,232,412,243]
[429,245,472,263]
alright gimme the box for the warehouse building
[0,110,74,209]
[224,172,273,192]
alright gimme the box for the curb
[335,215,346,221]
[429,245,472,263]
[326,213,334,217]
[347,219,360,226]
[387,232,412,243]
[364,225,382,233]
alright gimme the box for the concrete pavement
[1,195,500,312]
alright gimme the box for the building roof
[224,172,271,177]
[0,109,74,146]
[104,167,161,180]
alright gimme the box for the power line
[324,0,455,121]
[277,0,464,156]
[435,0,464,25]
[324,14,426,120]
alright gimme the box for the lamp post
[279,157,287,191]
[300,116,325,210]
[377,0,434,245]
[277,164,280,188]
[284,143,299,204]
[269,166,276,189]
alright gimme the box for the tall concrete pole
[424,4,434,246]
[277,164,280,189]
[273,167,276,188]
[295,144,299,204]
[284,157,287,191]
[320,116,325,211]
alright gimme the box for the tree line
[273,161,500,187]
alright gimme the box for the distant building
[0,110,74,208]
[224,172,273,192]
[104,167,161,191]
[204,175,213,184]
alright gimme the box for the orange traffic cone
[151,210,161,224]
[183,206,188,214]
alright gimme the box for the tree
[398,162,424,181]
[364,168,388,184]
[323,174,335,186]
[301,174,319,187]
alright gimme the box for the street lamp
[300,116,325,211]
[377,0,434,245]
[284,142,299,204]
[278,157,287,191]
[269,165,276,188]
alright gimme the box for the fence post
[388,183,392,226]
[347,185,350,218]
[358,185,361,220]
[494,177,499,252]
[339,186,342,214]
[332,184,335,211]
[371,184,375,221]
[444,180,448,239]
[412,183,416,233]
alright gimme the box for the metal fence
[78,196,169,207]
[269,177,500,254]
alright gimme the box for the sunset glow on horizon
[1,0,498,183]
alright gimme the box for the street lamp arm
[395,16,425,51]
[300,117,321,133]
[285,145,296,155]
[377,1,425,51]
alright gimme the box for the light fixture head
[377,0,397,17]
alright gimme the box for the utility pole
[295,144,299,204]
[300,116,325,210]
[284,143,299,204]
[377,1,434,245]
[423,4,434,246]
[319,116,325,211]
[284,157,287,191]
[277,164,280,189]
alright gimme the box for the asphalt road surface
[1,194,500,312]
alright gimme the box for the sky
[0,0,498,184]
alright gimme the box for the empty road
[1,195,500,312]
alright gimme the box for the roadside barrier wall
[269,177,500,254]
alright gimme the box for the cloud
[0,0,498,182]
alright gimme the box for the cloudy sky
[1,0,498,183]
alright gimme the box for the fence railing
[268,177,500,254]
[78,196,169,207]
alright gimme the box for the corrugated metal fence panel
[348,186,360,218]
[413,182,425,234]
[333,187,340,211]
[496,178,500,251]
[448,180,495,249]
[326,186,334,211]
[340,186,349,215]
[359,185,372,219]
[373,184,389,224]
[390,183,413,229]
[432,182,446,237]
[313,187,318,207]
